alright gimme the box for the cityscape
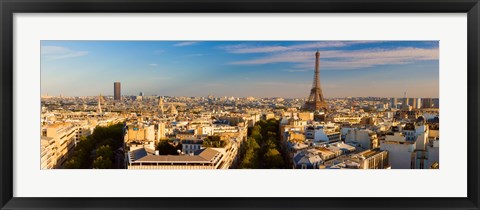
[41,41,439,169]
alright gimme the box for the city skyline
[41,41,439,98]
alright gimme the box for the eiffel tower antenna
[304,50,327,111]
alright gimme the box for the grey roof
[182,139,204,144]
[131,148,220,163]
[131,148,148,160]
[198,148,220,161]
[136,155,206,162]
[193,149,206,155]
[293,150,323,166]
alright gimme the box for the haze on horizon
[41,41,439,99]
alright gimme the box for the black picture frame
[1,0,479,209]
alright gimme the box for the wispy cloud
[200,82,225,87]
[41,46,88,60]
[149,63,158,67]
[230,51,310,65]
[229,47,439,70]
[154,49,165,54]
[255,81,311,89]
[173,42,198,47]
[220,44,290,54]
[185,53,206,57]
[220,41,383,54]
[281,69,311,73]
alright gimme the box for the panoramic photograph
[40,41,439,169]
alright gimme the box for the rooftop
[129,148,221,164]
[356,149,385,159]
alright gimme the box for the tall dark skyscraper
[304,50,327,111]
[114,82,121,100]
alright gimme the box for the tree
[237,119,286,169]
[239,145,260,169]
[203,136,227,148]
[265,137,277,150]
[79,136,87,142]
[96,145,113,160]
[93,156,112,169]
[239,148,256,168]
[175,143,183,151]
[264,148,284,169]
[64,123,125,169]
[64,158,81,169]
[247,137,260,150]
[238,137,260,169]
[251,126,262,142]
[156,140,178,155]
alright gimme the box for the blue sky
[41,41,439,98]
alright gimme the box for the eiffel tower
[304,50,327,111]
